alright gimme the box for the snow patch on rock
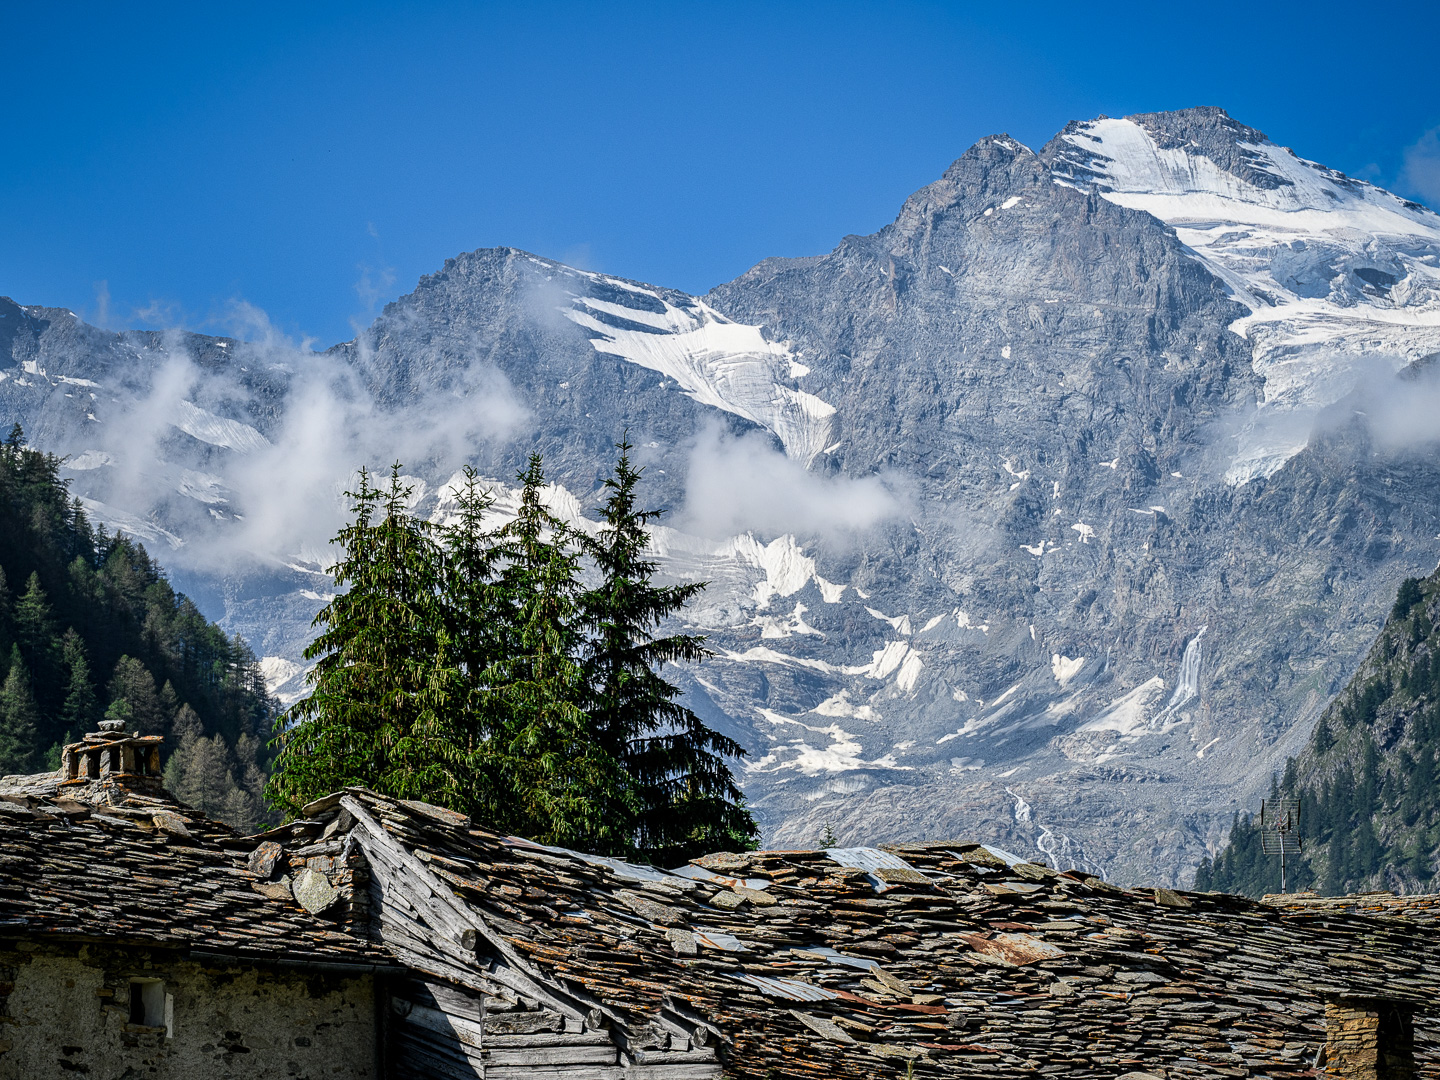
[1051,654,1085,689]
[174,400,271,455]
[563,289,837,466]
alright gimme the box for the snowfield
[1056,116,1440,483]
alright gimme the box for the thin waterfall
[1156,625,1207,726]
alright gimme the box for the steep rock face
[4,108,1440,885]
[331,250,799,506]
[696,118,1440,882]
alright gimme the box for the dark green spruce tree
[0,646,40,775]
[106,655,167,735]
[59,629,99,737]
[266,466,446,814]
[480,455,627,849]
[265,444,755,859]
[0,566,12,664]
[14,571,62,735]
[581,438,757,863]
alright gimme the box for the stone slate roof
[4,772,1438,1077]
[0,779,387,967]
[272,789,1440,1080]
[1263,890,1440,925]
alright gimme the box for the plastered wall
[0,941,377,1080]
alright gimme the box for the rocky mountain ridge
[4,107,1439,885]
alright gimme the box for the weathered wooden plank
[621,1065,725,1079]
[397,974,515,1018]
[392,1030,485,1079]
[483,1031,613,1048]
[381,935,495,997]
[482,1043,618,1065]
[345,794,591,1022]
[482,1009,567,1035]
[397,1000,486,1049]
[624,1046,719,1064]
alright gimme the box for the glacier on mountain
[1056,113,1440,482]
[558,268,837,466]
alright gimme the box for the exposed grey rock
[291,868,339,914]
[248,841,284,879]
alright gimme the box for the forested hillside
[1197,568,1440,897]
[0,426,274,828]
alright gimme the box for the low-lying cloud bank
[69,302,528,574]
[677,423,909,540]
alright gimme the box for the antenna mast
[1260,798,1302,893]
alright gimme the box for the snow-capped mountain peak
[1054,108,1440,483]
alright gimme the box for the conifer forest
[1197,570,1440,897]
[0,426,273,827]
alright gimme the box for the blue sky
[3,1,1438,346]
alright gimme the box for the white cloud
[73,299,528,576]
[678,422,907,539]
[1401,125,1440,210]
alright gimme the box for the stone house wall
[1326,998,1417,1080]
[0,940,378,1080]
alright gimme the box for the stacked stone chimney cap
[60,719,166,789]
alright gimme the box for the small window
[128,979,170,1034]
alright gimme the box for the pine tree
[164,703,265,830]
[580,438,756,862]
[14,573,56,656]
[59,628,99,736]
[157,681,180,732]
[1193,856,1213,891]
[0,646,40,775]
[107,656,165,734]
[13,571,61,726]
[428,467,505,815]
[480,454,625,848]
[165,705,225,808]
[1393,577,1424,622]
[0,566,12,662]
[266,466,445,813]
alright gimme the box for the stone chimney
[1325,997,1416,1080]
[60,717,166,796]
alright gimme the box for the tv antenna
[1260,798,1302,893]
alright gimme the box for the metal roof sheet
[505,836,677,884]
[823,847,919,873]
[823,847,925,891]
[981,844,1028,867]
[695,930,748,953]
